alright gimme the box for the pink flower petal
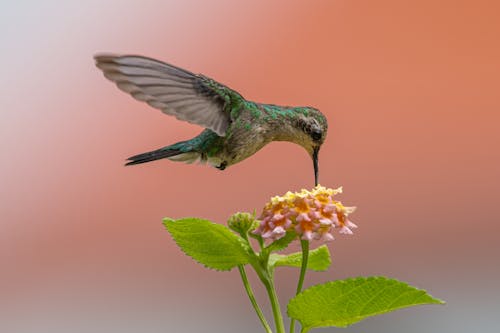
[271,213,284,222]
[309,210,321,219]
[329,214,339,224]
[319,218,332,226]
[323,204,337,213]
[346,220,357,229]
[339,226,353,235]
[302,231,313,241]
[262,230,274,239]
[320,232,335,242]
[296,212,311,222]
[272,226,286,236]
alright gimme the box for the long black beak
[313,146,320,186]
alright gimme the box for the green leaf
[265,230,297,253]
[287,276,445,332]
[163,217,250,271]
[269,245,331,271]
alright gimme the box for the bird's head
[291,108,328,185]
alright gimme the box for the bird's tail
[125,145,199,166]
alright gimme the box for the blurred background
[1,0,499,332]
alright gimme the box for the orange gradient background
[1,1,499,332]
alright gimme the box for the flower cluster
[253,185,357,242]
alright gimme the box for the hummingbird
[94,54,328,185]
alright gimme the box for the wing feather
[95,54,243,136]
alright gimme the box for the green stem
[289,240,310,333]
[263,277,286,333]
[238,265,273,333]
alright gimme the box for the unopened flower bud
[228,212,259,237]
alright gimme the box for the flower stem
[263,277,286,333]
[289,240,310,333]
[238,265,273,333]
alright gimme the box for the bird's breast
[221,121,270,166]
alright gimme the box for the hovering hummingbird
[94,54,328,185]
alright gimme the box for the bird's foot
[216,161,227,170]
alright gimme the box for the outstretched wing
[94,54,244,136]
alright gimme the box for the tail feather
[125,148,183,166]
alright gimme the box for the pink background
[1,1,499,332]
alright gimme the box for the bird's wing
[94,54,244,136]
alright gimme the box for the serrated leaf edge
[288,276,445,331]
[163,217,250,272]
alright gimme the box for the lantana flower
[253,185,357,242]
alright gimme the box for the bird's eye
[311,130,322,141]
